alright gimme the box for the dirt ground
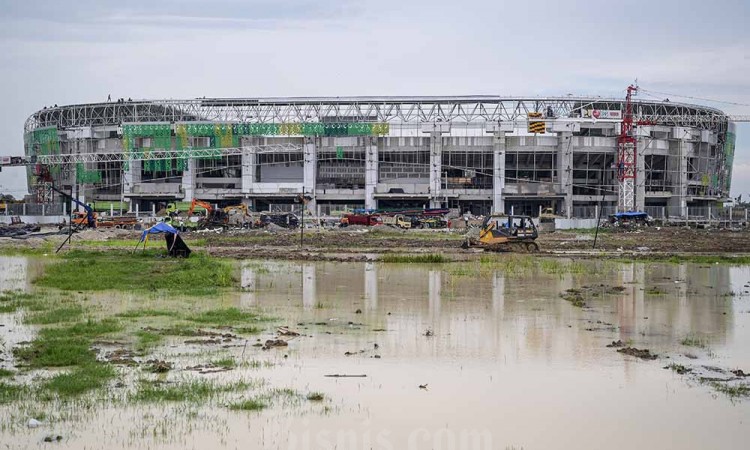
[4,225,750,260]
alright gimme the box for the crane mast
[617,85,638,212]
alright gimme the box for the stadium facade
[23,96,736,218]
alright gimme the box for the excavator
[461,214,540,252]
[222,204,256,228]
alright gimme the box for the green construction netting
[723,131,736,192]
[25,127,60,156]
[25,127,62,181]
[76,163,102,184]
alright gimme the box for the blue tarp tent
[136,222,191,257]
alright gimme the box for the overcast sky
[1,0,749,199]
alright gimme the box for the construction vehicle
[187,199,213,217]
[223,204,255,228]
[381,214,411,229]
[341,213,381,227]
[461,214,539,252]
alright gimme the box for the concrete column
[668,129,689,218]
[635,128,650,212]
[365,137,378,210]
[421,123,450,209]
[181,159,195,202]
[429,132,443,209]
[492,132,506,214]
[241,138,256,195]
[558,132,573,218]
[303,137,317,213]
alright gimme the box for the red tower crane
[617,84,638,212]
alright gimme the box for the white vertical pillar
[429,131,443,209]
[241,139,255,195]
[558,132,573,218]
[181,159,195,202]
[303,137,317,213]
[492,131,506,214]
[365,137,378,210]
[422,123,449,209]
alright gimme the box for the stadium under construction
[19,94,738,219]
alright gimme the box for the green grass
[211,357,236,369]
[35,251,235,296]
[681,335,708,349]
[14,319,122,368]
[131,380,250,403]
[44,364,116,398]
[710,382,750,399]
[380,253,451,263]
[0,382,25,404]
[134,330,163,354]
[306,392,325,401]
[25,305,85,325]
[665,363,691,375]
[0,368,15,378]
[116,309,176,319]
[0,291,47,314]
[229,398,267,411]
[186,308,270,325]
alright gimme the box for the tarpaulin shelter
[135,222,191,257]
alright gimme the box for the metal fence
[4,203,66,216]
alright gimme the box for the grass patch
[229,398,267,411]
[25,305,85,325]
[665,363,691,375]
[0,382,25,404]
[186,308,270,325]
[211,357,236,369]
[561,289,586,308]
[131,379,249,403]
[116,309,176,319]
[134,330,163,354]
[380,253,450,263]
[35,251,235,296]
[681,335,708,349]
[306,392,325,401]
[44,364,116,398]
[0,368,15,378]
[710,382,750,399]
[645,287,666,295]
[14,319,122,368]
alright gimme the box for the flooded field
[1,254,750,449]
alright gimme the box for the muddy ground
[3,225,750,260]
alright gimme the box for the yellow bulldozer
[461,214,540,252]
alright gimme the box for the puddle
[1,256,749,449]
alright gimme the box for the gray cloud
[1,0,749,196]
